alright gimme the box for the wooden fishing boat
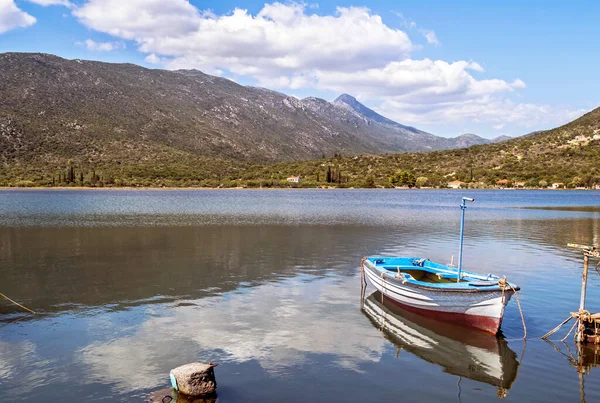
[361,257,518,334]
[363,292,519,394]
[361,197,520,334]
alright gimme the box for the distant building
[552,182,565,189]
[287,176,301,183]
[447,180,465,189]
[496,179,511,187]
[514,181,526,188]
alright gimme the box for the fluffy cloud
[26,0,73,8]
[0,0,36,34]
[73,1,413,76]
[314,59,525,103]
[144,53,162,64]
[76,39,125,52]
[73,0,200,39]
[376,95,586,128]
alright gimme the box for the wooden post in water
[577,254,590,343]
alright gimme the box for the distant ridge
[492,135,512,143]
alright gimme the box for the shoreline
[0,186,594,191]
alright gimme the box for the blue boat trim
[364,256,520,293]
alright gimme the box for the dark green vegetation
[1,52,599,188]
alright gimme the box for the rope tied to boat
[0,292,36,314]
[572,309,592,322]
[360,257,368,308]
[499,277,527,340]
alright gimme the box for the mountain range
[0,52,508,175]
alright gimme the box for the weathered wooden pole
[577,254,590,343]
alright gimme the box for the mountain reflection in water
[362,292,520,398]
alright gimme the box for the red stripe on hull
[382,294,502,335]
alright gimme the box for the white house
[287,176,301,183]
[552,182,565,189]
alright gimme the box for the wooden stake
[577,255,589,343]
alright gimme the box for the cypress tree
[326,166,332,183]
[80,171,84,183]
[67,160,74,183]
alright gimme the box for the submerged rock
[147,388,217,403]
[169,362,218,397]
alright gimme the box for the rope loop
[498,277,526,340]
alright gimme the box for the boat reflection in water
[363,292,520,398]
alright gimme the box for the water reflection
[543,341,600,403]
[362,292,519,397]
[2,190,600,402]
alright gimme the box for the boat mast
[457,197,475,283]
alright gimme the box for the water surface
[1,189,599,402]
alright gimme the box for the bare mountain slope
[0,53,495,185]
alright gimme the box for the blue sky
[1,0,599,138]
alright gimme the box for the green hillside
[241,107,600,189]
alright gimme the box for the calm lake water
[1,189,599,402]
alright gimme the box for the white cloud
[314,59,525,104]
[76,39,125,52]
[144,53,162,64]
[0,0,36,34]
[420,29,440,47]
[493,123,505,130]
[74,1,413,76]
[26,0,74,8]
[73,0,203,39]
[376,96,586,128]
[467,62,485,72]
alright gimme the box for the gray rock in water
[170,362,218,397]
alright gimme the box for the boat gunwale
[364,259,520,293]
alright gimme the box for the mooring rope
[499,278,527,340]
[0,292,36,314]
[360,257,368,309]
[561,319,579,342]
[542,316,573,339]
[360,257,368,287]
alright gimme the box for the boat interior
[370,257,485,284]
